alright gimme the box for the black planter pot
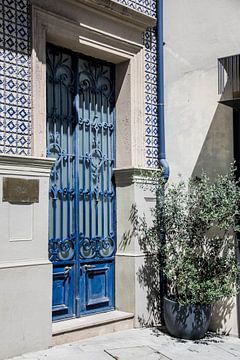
[164,297,212,340]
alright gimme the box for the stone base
[52,310,134,346]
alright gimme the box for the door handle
[82,264,96,271]
[64,266,72,276]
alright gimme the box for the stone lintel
[114,166,161,186]
[0,154,55,177]
[66,0,156,30]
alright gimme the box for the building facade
[0,0,160,358]
[0,0,240,359]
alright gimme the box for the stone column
[0,155,54,360]
[114,167,160,327]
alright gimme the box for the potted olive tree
[143,167,240,339]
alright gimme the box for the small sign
[2,178,39,204]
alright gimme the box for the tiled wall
[116,0,158,167]
[115,0,156,17]
[144,28,158,167]
[0,0,158,166]
[0,0,31,155]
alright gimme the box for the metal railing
[218,54,240,95]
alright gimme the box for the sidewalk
[9,328,240,360]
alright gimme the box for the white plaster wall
[164,0,240,181]
[164,0,240,336]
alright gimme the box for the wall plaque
[2,178,39,204]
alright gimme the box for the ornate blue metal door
[46,44,115,321]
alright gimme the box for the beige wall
[0,156,54,359]
[164,0,240,336]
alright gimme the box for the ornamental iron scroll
[47,45,116,263]
[79,234,115,259]
[49,235,75,262]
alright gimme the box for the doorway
[46,44,116,321]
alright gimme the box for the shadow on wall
[192,102,233,180]
[120,204,162,327]
[191,98,240,336]
[120,101,237,330]
[119,203,139,251]
[209,297,235,335]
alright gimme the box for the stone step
[52,310,134,346]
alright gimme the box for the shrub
[145,167,240,305]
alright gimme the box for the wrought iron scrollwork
[49,185,75,200]
[49,235,75,262]
[47,45,115,265]
[78,59,114,102]
[79,234,115,259]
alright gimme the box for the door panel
[52,264,74,320]
[79,261,114,314]
[46,44,115,320]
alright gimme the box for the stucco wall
[164,0,240,181]
[164,0,240,336]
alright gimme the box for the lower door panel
[52,264,74,320]
[79,260,114,315]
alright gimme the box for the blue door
[46,44,116,321]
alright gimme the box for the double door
[46,44,116,320]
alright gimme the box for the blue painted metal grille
[46,45,115,319]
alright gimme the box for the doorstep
[52,310,134,346]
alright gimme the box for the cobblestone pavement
[9,328,240,360]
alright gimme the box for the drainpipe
[156,0,169,180]
[156,0,169,325]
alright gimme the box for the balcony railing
[218,54,240,96]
